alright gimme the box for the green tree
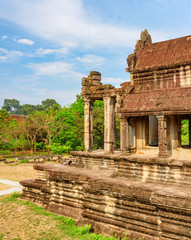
[22,113,42,155]
[6,119,22,155]
[41,99,60,109]
[0,109,11,150]
[34,106,64,153]
[19,104,38,115]
[2,99,20,114]
[56,96,84,150]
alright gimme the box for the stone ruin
[20,30,191,240]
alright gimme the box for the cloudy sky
[0,0,191,107]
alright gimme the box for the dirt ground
[0,163,74,240]
[0,195,74,240]
[0,163,36,181]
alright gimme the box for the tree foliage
[2,99,20,114]
[0,95,120,155]
[2,98,60,116]
[181,119,189,145]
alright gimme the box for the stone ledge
[71,150,191,167]
[26,164,191,209]
[20,164,191,239]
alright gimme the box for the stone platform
[20,151,191,240]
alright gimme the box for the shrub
[46,143,71,154]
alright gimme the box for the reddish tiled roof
[134,35,191,71]
[11,115,27,123]
[122,87,191,115]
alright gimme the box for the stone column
[120,117,130,154]
[84,98,94,152]
[103,97,115,154]
[157,115,169,158]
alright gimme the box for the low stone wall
[1,154,70,164]
[20,163,191,240]
[71,151,191,187]
[70,151,118,171]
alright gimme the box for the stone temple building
[20,30,191,240]
[82,29,191,158]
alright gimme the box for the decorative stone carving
[127,29,152,72]
[135,29,152,52]
[127,53,136,70]
[81,77,88,86]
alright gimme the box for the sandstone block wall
[71,152,191,187]
[20,163,191,240]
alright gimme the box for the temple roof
[121,87,191,115]
[134,35,191,71]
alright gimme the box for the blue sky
[0,0,191,107]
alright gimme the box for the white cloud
[1,35,8,39]
[35,47,68,56]
[27,61,72,76]
[0,47,23,61]
[16,38,34,45]
[76,54,106,68]
[0,0,154,49]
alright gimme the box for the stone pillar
[157,115,169,158]
[84,98,94,152]
[120,117,130,154]
[103,97,115,154]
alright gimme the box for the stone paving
[0,179,22,196]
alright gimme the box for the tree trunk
[34,137,36,152]
[30,141,33,155]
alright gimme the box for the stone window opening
[92,100,104,150]
[181,116,191,148]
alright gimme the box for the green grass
[3,193,144,240]
[19,159,29,163]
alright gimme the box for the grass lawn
[0,193,141,240]
[0,161,143,240]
